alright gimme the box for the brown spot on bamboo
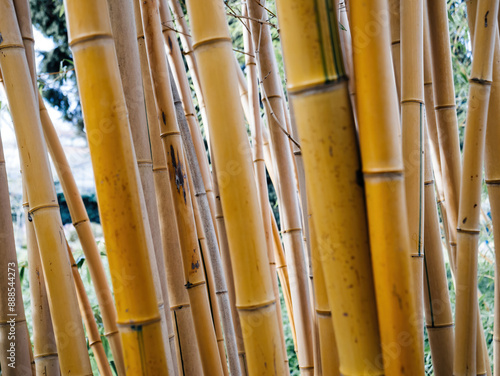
[485,11,489,27]
[162,111,166,125]
[463,217,467,224]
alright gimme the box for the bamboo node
[73,218,89,228]
[236,298,276,311]
[160,130,181,138]
[28,203,59,215]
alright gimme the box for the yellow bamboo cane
[276,0,384,374]
[67,244,112,376]
[136,14,205,375]
[242,2,289,365]
[185,0,288,373]
[22,185,60,376]
[37,94,126,376]
[0,3,92,373]
[426,0,463,263]
[137,0,225,373]
[0,134,33,376]
[389,0,401,103]
[309,215,340,376]
[350,0,426,373]
[454,0,498,373]
[423,133,454,375]
[246,2,315,372]
[107,1,179,372]
[159,0,218,236]
[401,0,425,351]
[63,0,169,372]
[485,28,500,376]
[168,0,209,130]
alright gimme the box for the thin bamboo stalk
[107,2,178,373]
[0,3,92,373]
[138,0,224,373]
[67,244,112,376]
[423,133,454,375]
[242,2,288,365]
[246,2,314,372]
[454,0,499,373]
[136,15,205,375]
[185,0,288,373]
[0,134,33,376]
[22,184,60,376]
[159,0,218,236]
[37,94,126,376]
[309,215,340,376]
[485,29,500,376]
[172,75,242,376]
[350,0,426,373]
[211,162,249,375]
[401,0,425,350]
[63,0,169,372]
[276,0,384,374]
[426,0,463,263]
[389,0,401,103]
[168,0,209,130]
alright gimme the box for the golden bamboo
[138,0,225,373]
[485,29,500,376]
[185,0,288,373]
[63,0,169,372]
[0,134,33,376]
[426,0,463,263]
[309,215,340,376]
[389,0,401,103]
[172,74,242,375]
[159,0,218,233]
[276,0,384,374]
[401,0,425,350]
[37,94,126,376]
[0,2,92,373]
[22,185,60,376]
[167,0,209,129]
[423,133,454,375]
[350,0,426,373]
[454,0,498,373]
[246,2,315,372]
[135,12,205,374]
[242,2,289,366]
[107,1,179,372]
[67,244,112,376]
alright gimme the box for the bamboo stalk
[350,0,426,373]
[485,28,500,376]
[423,132,454,375]
[107,2,179,373]
[0,134,33,376]
[309,215,340,376]
[137,0,225,373]
[22,184,60,376]
[276,0,384,374]
[37,94,126,376]
[159,0,218,235]
[389,0,401,103]
[67,244,112,376]
[426,0,463,263]
[401,0,425,350]
[63,0,169,372]
[454,0,499,373]
[185,0,288,373]
[246,2,315,372]
[168,0,209,130]
[242,2,289,365]
[172,74,242,376]
[0,3,92,373]
[211,161,249,375]
[136,14,205,375]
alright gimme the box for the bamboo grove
[0,0,500,374]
